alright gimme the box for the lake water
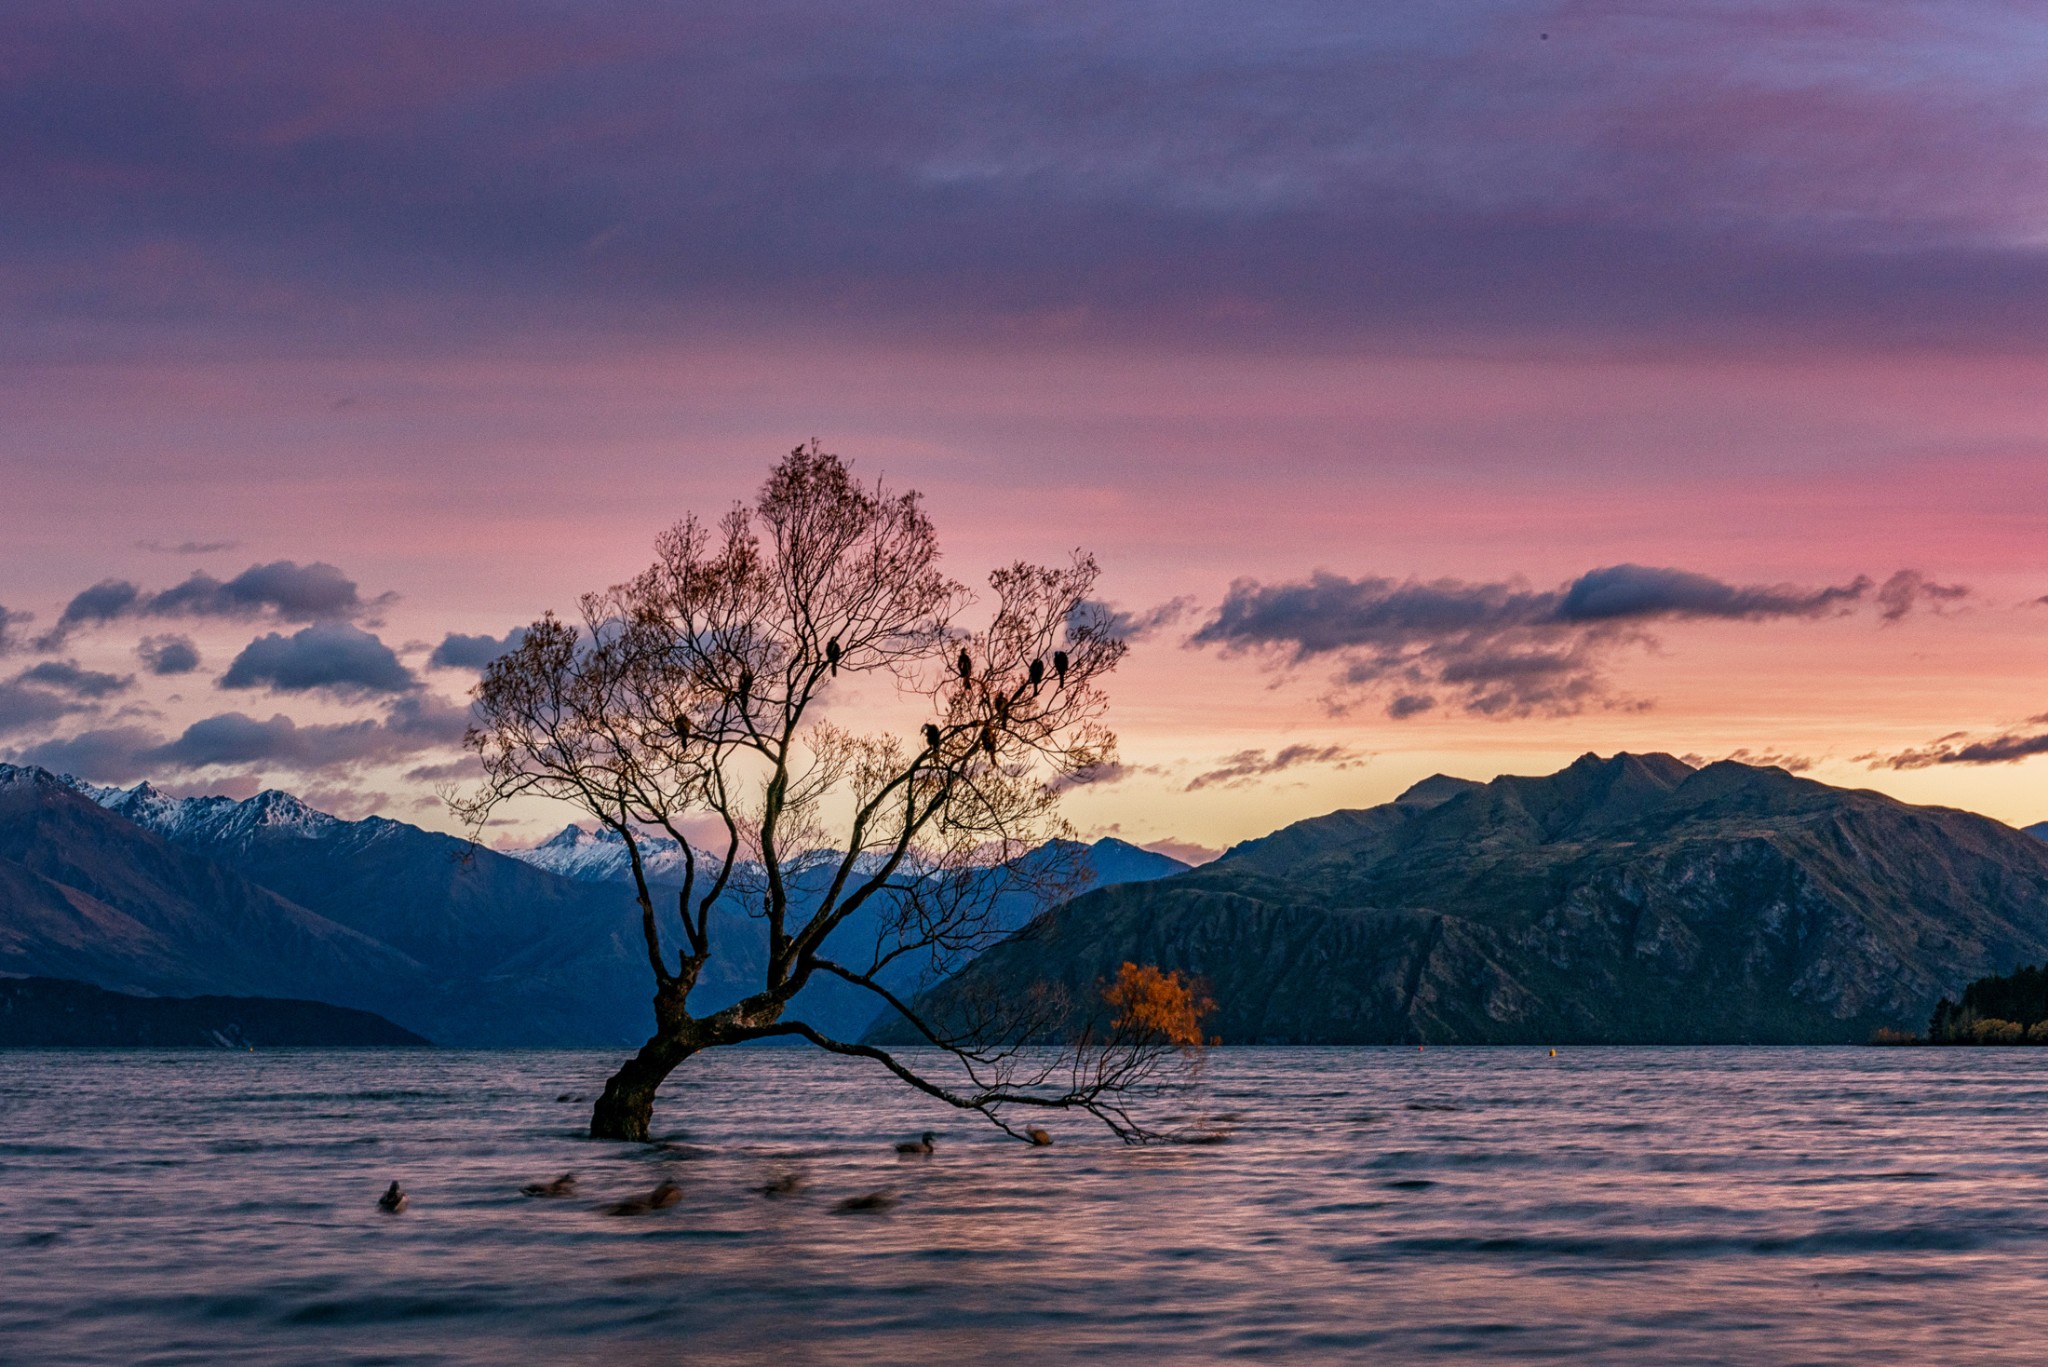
[5,1046,2048,1364]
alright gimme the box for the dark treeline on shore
[1874,964,2048,1045]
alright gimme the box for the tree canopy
[458,443,1205,1141]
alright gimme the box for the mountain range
[12,752,2048,1049]
[0,764,1187,1045]
[882,753,2048,1045]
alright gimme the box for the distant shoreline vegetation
[1872,964,2048,1046]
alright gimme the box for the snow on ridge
[59,773,345,843]
[509,823,698,883]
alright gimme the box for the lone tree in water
[457,443,1204,1142]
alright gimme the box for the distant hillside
[879,754,2048,1046]
[0,975,427,1047]
[510,824,1188,892]
[506,825,1189,1038]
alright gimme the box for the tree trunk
[590,1010,698,1141]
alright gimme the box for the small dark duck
[757,1171,807,1198]
[835,1190,898,1213]
[604,1179,684,1217]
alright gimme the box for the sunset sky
[5,0,2047,856]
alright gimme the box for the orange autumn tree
[458,443,1205,1143]
[1104,963,1214,1048]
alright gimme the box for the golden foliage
[1971,1017,2025,1044]
[1104,962,1213,1048]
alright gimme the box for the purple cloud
[1193,563,1929,717]
[37,561,388,647]
[1880,729,2048,770]
[1185,743,1364,792]
[219,623,417,697]
[427,628,528,670]
[0,604,31,655]
[15,660,133,699]
[137,634,201,676]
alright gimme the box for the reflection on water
[5,1046,2048,1363]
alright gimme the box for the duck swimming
[895,1131,935,1156]
[522,1173,578,1198]
[604,1179,683,1216]
[377,1181,407,1213]
[756,1171,807,1198]
[1026,1128,1054,1146]
[835,1190,898,1213]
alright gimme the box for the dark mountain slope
[884,755,2048,1045]
[87,786,689,1046]
[0,976,428,1047]
[0,769,423,1019]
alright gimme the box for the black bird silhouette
[1029,658,1045,688]
[737,669,753,707]
[378,1181,407,1213]
[957,649,972,681]
[895,1131,936,1156]
[981,724,996,756]
[826,638,841,676]
[671,715,689,743]
[923,722,942,750]
[1053,651,1069,685]
[995,696,1010,726]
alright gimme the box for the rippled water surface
[7,1047,2048,1363]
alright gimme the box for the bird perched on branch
[826,638,841,676]
[981,724,996,756]
[957,649,972,681]
[1029,658,1045,689]
[737,668,753,707]
[923,722,942,750]
[995,696,1010,726]
[1053,651,1069,685]
[671,715,689,743]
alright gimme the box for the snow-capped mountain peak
[510,823,695,883]
[69,775,344,843]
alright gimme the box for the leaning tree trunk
[590,995,699,1141]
